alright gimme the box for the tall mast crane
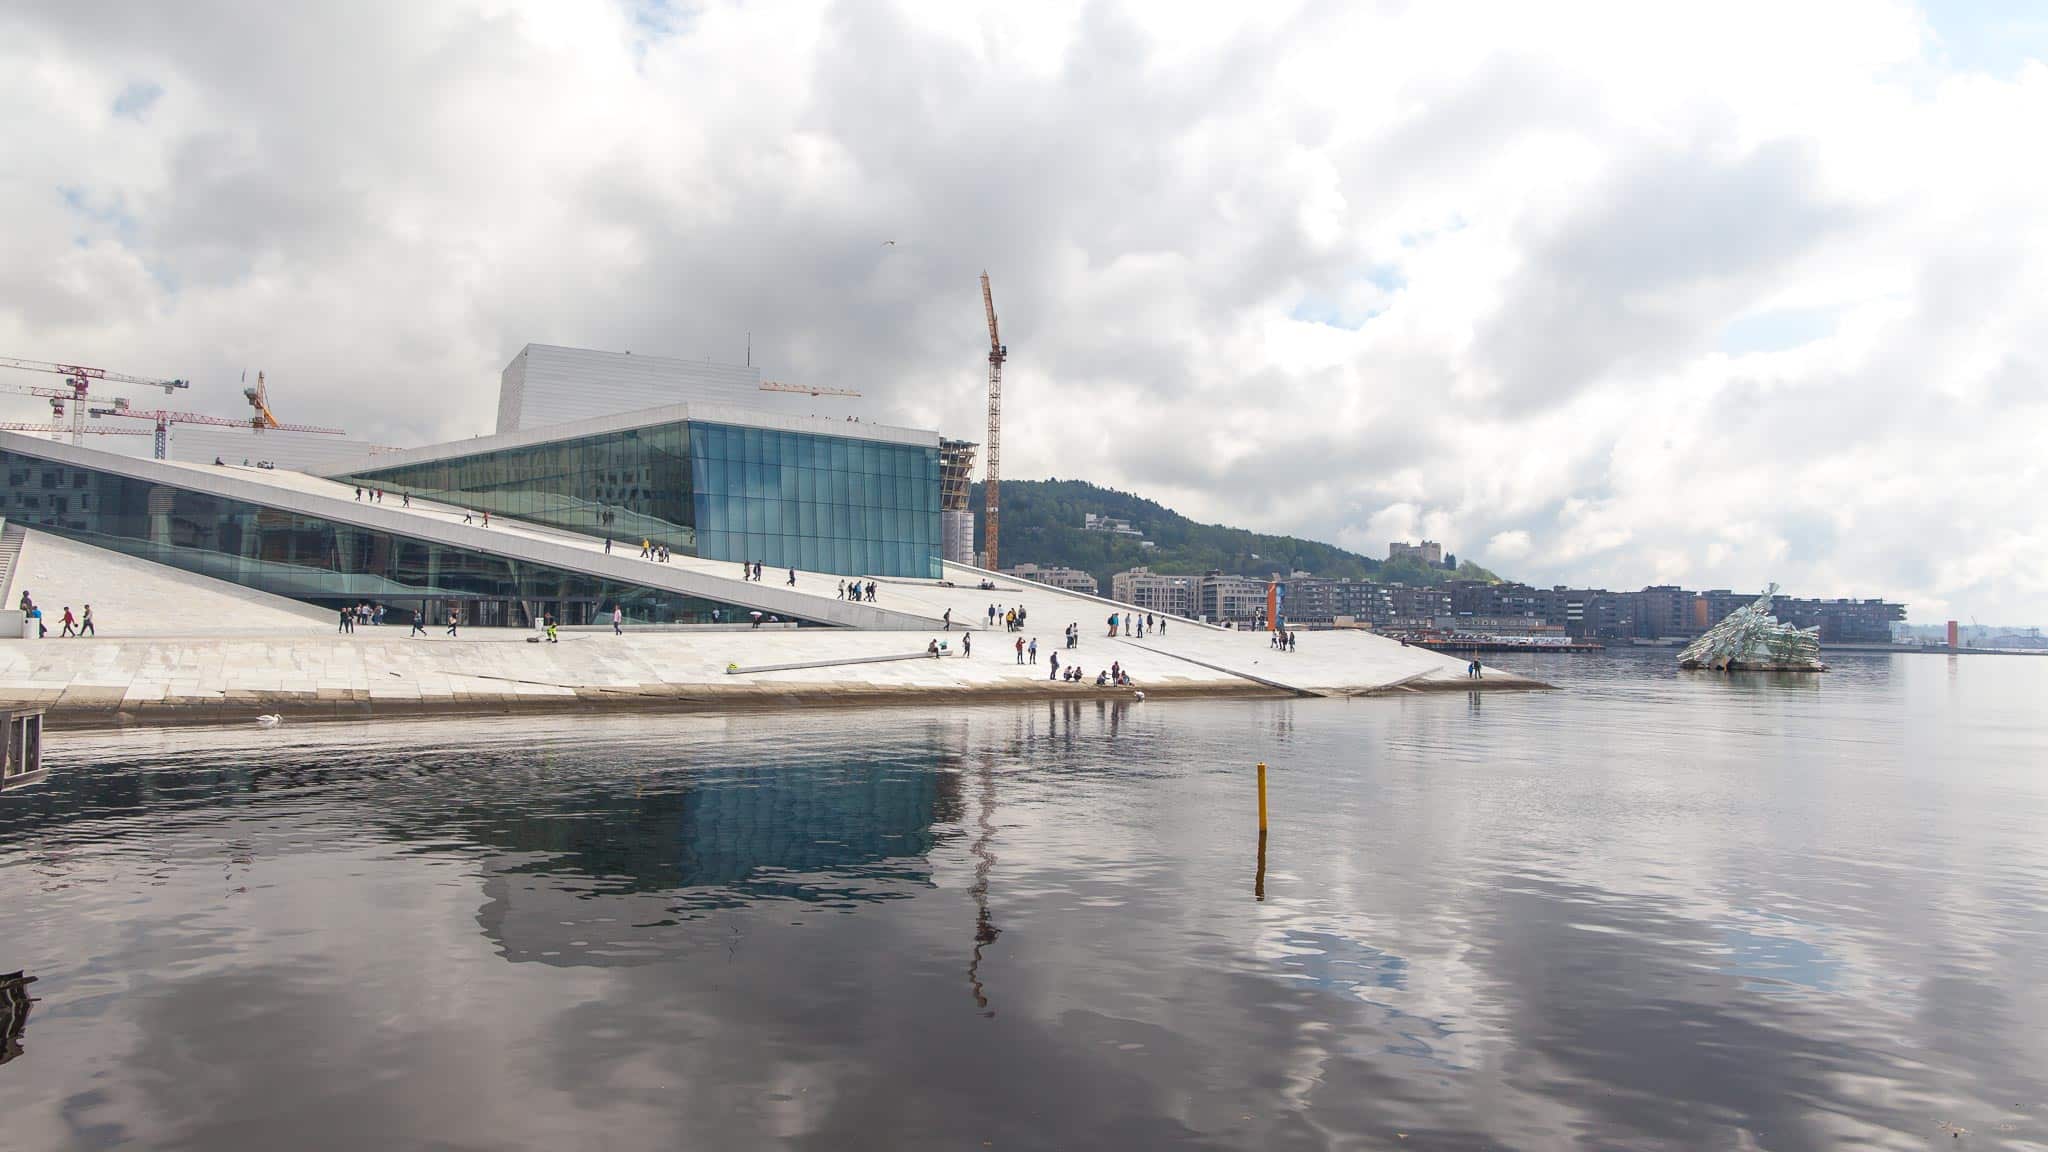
[981,272,1006,570]
[0,356,189,445]
[90,406,345,461]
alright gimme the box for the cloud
[0,0,2042,622]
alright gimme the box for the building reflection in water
[966,751,1001,1016]
[0,970,36,1069]
[451,758,966,967]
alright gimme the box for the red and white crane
[0,355,189,445]
[89,405,346,461]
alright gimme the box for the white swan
[256,714,282,727]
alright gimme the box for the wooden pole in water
[1254,761,1268,901]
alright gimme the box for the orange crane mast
[981,272,1005,570]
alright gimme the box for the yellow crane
[981,272,1006,570]
[242,371,283,428]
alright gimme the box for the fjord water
[1,652,2043,1149]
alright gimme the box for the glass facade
[688,423,941,579]
[343,423,695,556]
[346,419,943,579]
[0,445,821,628]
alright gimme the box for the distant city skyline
[1,1,2041,622]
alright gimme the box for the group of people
[337,602,387,632]
[1466,659,1485,679]
[351,485,414,509]
[989,603,1028,632]
[1051,659,1131,687]
[1106,612,1164,638]
[839,579,878,602]
[21,592,93,638]
[632,539,674,563]
[1270,629,1298,651]
[461,509,490,527]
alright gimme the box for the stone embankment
[0,628,1543,730]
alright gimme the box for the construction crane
[89,406,345,461]
[760,380,862,398]
[0,356,189,445]
[242,371,285,428]
[980,272,1006,570]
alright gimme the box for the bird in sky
[881,239,896,247]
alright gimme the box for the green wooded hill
[969,479,1500,592]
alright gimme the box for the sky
[1,0,2043,624]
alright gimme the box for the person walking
[612,605,623,636]
[839,580,847,600]
[943,609,952,631]
[604,537,612,555]
[79,604,93,637]
[59,606,76,637]
[1028,637,1038,664]
[1049,651,1060,680]
[1015,636,1025,664]
[401,492,410,508]
[481,510,489,528]
[962,633,971,657]
[410,609,427,637]
[463,509,473,524]
[355,486,363,501]
[446,610,459,637]
[545,615,559,644]
[338,606,353,634]
[1159,616,1167,635]
[1107,612,1118,637]
[787,567,797,587]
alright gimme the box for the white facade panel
[498,344,769,433]
[496,352,527,433]
[942,509,975,566]
[166,426,398,475]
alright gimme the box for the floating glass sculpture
[1677,585,1827,671]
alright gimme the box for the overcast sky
[2,1,2043,622]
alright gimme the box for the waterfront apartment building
[1438,580,1906,643]
[1279,577,1448,626]
[1197,571,1269,625]
[1004,564,1099,596]
[1111,567,1193,617]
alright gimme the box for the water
[2,650,2044,1149]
